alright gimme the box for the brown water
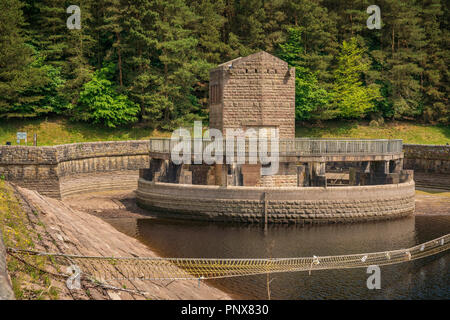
[107,215,450,299]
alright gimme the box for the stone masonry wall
[403,144,450,190]
[0,141,149,199]
[403,144,450,173]
[56,141,149,177]
[136,179,415,224]
[0,146,61,198]
[209,51,295,138]
[256,175,297,187]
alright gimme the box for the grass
[296,120,450,145]
[0,117,170,146]
[0,180,59,299]
[415,189,450,198]
[0,117,448,146]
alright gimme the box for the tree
[377,0,425,119]
[123,0,208,129]
[331,38,381,119]
[0,0,49,118]
[2,0,448,124]
[72,63,139,127]
[284,0,339,86]
[420,0,449,123]
[26,0,94,105]
[278,27,330,120]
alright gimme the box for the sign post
[16,132,27,145]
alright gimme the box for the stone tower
[209,51,295,139]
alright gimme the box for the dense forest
[0,0,448,129]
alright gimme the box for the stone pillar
[390,159,403,173]
[191,164,210,185]
[221,164,228,187]
[311,162,326,187]
[167,162,182,183]
[207,166,216,185]
[214,163,229,187]
[179,164,192,184]
[148,158,165,182]
[297,165,307,187]
[349,167,359,186]
[241,164,261,186]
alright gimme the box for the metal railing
[149,138,403,156]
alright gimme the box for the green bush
[72,63,139,128]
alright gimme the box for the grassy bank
[0,181,58,299]
[0,117,448,146]
[296,121,449,145]
[0,117,170,146]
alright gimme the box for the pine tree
[122,0,208,128]
[2,0,448,124]
[64,1,95,104]
[331,38,381,119]
[380,0,426,119]
[278,27,330,120]
[420,0,448,123]
[283,0,339,86]
[26,0,94,105]
[0,0,49,117]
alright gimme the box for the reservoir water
[106,214,449,299]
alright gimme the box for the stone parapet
[0,141,149,198]
[403,144,450,174]
[136,179,415,224]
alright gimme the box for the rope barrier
[6,234,449,282]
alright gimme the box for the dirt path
[13,186,231,300]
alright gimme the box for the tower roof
[214,51,288,70]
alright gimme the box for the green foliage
[0,0,448,125]
[73,63,139,127]
[8,50,70,117]
[0,0,48,118]
[331,38,381,119]
[278,27,330,120]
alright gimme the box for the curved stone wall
[55,141,149,177]
[59,172,140,198]
[136,179,415,224]
[0,141,149,198]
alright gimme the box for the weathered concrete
[12,186,231,300]
[0,230,15,300]
[136,179,415,224]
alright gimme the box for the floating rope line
[6,234,449,282]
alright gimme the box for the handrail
[149,138,403,156]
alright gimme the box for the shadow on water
[107,215,450,299]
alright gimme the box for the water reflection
[107,216,449,299]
